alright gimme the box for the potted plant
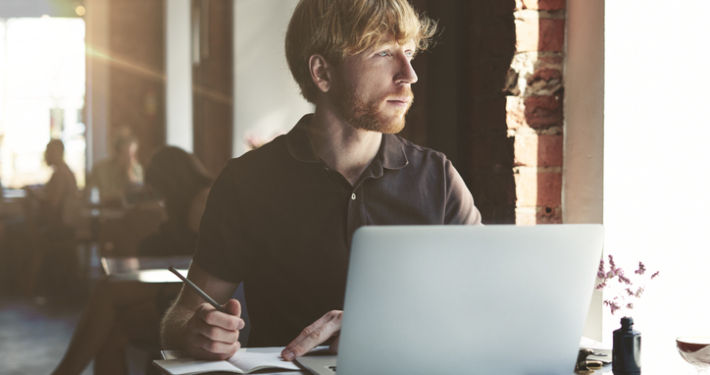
[596,255,659,375]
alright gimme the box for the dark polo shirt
[193,114,481,347]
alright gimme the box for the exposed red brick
[527,68,562,85]
[536,205,562,224]
[537,55,564,66]
[523,95,563,128]
[514,134,563,167]
[517,0,565,10]
[526,67,563,95]
[515,17,565,52]
[535,172,562,207]
[515,171,562,207]
[538,19,565,52]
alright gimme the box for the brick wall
[507,0,566,224]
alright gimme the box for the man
[30,139,78,227]
[161,0,482,362]
[86,132,143,205]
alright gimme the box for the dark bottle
[612,316,641,375]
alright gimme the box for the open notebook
[153,347,300,374]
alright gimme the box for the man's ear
[309,54,332,93]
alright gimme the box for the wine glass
[677,337,710,374]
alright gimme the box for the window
[0,17,86,188]
[604,1,710,371]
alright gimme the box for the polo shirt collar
[285,114,409,170]
[286,114,320,163]
[380,133,408,170]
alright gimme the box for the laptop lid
[332,224,604,375]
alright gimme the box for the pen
[168,266,229,314]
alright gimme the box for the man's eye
[378,51,390,57]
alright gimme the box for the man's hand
[282,310,343,361]
[185,299,245,360]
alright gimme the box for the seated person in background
[27,139,78,230]
[139,146,212,256]
[86,133,143,206]
[51,146,213,375]
[161,0,481,363]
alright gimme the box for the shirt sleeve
[444,160,482,225]
[192,160,251,284]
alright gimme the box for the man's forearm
[160,300,193,349]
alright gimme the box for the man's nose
[395,54,418,85]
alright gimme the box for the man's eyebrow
[373,41,397,51]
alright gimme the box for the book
[153,347,301,374]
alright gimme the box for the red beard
[332,82,413,134]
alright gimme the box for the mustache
[384,87,414,102]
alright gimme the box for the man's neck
[308,108,382,186]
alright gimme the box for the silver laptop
[297,224,604,375]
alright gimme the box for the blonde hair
[285,0,437,103]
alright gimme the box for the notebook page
[153,358,243,374]
[227,347,300,372]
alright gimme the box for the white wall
[233,0,313,157]
[605,1,710,372]
[166,0,193,152]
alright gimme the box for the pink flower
[635,262,646,275]
[597,255,659,315]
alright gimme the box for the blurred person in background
[139,146,212,256]
[86,131,143,206]
[27,139,78,228]
[18,139,80,297]
[51,146,213,375]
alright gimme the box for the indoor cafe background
[0,0,708,374]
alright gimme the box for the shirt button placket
[346,189,359,245]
